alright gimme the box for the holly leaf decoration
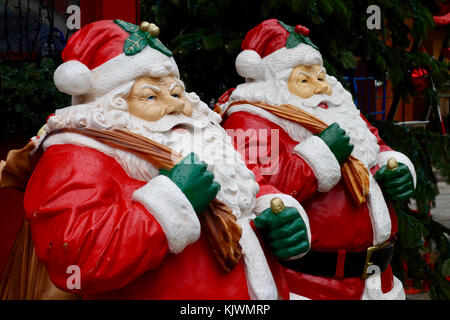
[114,19,140,33]
[114,19,172,57]
[286,32,319,50]
[278,20,294,33]
[278,20,319,51]
[148,36,173,57]
[123,30,149,55]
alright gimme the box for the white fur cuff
[132,175,200,254]
[293,136,341,192]
[255,193,311,259]
[376,151,416,188]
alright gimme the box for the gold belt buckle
[362,242,391,279]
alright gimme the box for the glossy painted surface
[127,76,193,122]
[62,20,128,70]
[240,19,291,58]
[375,163,415,203]
[287,64,332,99]
[317,123,354,166]
[160,153,219,214]
[222,111,398,298]
[24,144,257,299]
[254,206,309,259]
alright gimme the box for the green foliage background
[0,59,70,137]
[141,0,449,104]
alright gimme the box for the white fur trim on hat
[293,135,341,192]
[132,175,200,254]
[54,60,92,96]
[88,46,180,98]
[263,43,323,77]
[235,50,265,80]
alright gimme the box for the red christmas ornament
[410,67,429,92]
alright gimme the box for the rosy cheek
[129,100,142,115]
[298,85,313,98]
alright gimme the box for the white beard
[128,110,259,219]
[41,91,259,219]
[230,75,380,169]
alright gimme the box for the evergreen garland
[370,117,450,299]
[0,58,70,137]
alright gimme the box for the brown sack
[0,141,78,299]
[0,141,36,191]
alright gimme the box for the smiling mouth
[318,102,329,109]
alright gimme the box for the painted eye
[301,79,307,83]
[171,93,181,98]
[318,78,324,81]
[147,96,156,100]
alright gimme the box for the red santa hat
[54,20,179,98]
[235,19,323,80]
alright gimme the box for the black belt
[279,241,394,279]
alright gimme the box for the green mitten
[317,123,354,165]
[160,152,220,214]
[375,162,415,203]
[254,206,309,260]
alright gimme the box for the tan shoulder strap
[228,100,370,205]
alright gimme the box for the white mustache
[135,110,210,133]
[301,93,345,108]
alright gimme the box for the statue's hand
[254,206,309,260]
[160,153,220,214]
[375,162,415,203]
[317,123,354,165]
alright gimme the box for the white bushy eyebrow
[141,84,161,92]
[297,69,326,78]
[317,67,326,77]
[296,71,312,77]
[170,82,181,91]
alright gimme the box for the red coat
[222,107,415,300]
[24,142,288,299]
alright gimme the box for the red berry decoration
[410,67,429,92]
[418,46,428,53]
[295,25,310,36]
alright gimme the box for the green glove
[160,152,220,214]
[254,206,309,260]
[317,123,354,165]
[374,162,415,203]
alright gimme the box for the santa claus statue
[218,19,416,300]
[1,20,292,299]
